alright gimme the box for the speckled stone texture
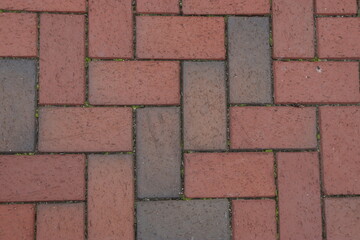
[320,106,360,195]
[89,61,180,105]
[183,62,227,150]
[185,153,275,198]
[228,17,272,104]
[0,59,36,152]
[136,107,181,198]
[0,155,85,202]
[136,16,225,59]
[38,107,133,152]
[88,0,133,58]
[137,200,230,240]
[39,14,85,105]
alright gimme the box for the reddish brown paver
[137,0,179,14]
[0,155,85,202]
[136,16,225,59]
[274,61,360,104]
[185,152,275,198]
[0,204,35,240]
[232,199,277,240]
[316,0,358,15]
[0,13,37,57]
[230,106,317,149]
[325,198,360,240]
[88,0,133,59]
[277,152,322,240]
[320,106,360,195]
[0,0,86,12]
[273,0,314,58]
[182,0,270,14]
[36,203,85,240]
[317,18,360,59]
[39,14,85,105]
[88,154,134,240]
[89,61,180,105]
[38,107,133,152]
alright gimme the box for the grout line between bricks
[273,152,280,240]
[137,196,276,202]
[132,107,138,240]
[136,13,272,17]
[179,0,183,15]
[313,0,318,58]
[84,154,89,240]
[132,0,137,59]
[34,204,38,240]
[0,200,86,205]
[34,13,40,154]
[0,9,87,15]
[227,199,232,240]
[179,61,185,199]
[224,16,230,151]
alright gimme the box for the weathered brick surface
[37,203,84,240]
[0,60,36,152]
[89,0,133,58]
[39,14,85,105]
[137,0,179,14]
[183,62,227,150]
[0,13,37,57]
[316,0,358,15]
[273,0,314,58]
[137,200,230,240]
[320,106,360,195]
[317,18,360,59]
[38,107,133,152]
[325,198,360,240]
[277,152,322,240]
[232,200,277,240]
[0,0,86,12]
[274,61,360,104]
[136,16,225,59]
[0,155,85,202]
[136,107,181,198]
[0,204,35,240]
[182,0,270,14]
[228,17,272,104]
[89,61,180,105]
[88,154,134,240]
[185,153,275,198]
[230,107,317,149]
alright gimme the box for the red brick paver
[316,0,358,15]
[137,0,179,14]
[0,0,86,12]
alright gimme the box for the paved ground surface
[0,0,359,240]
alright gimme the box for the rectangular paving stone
[0,155,85,202]
[89,61,180,105]
[316,0,358,15]
[136,16,225,59]
[137,0,179,14]
[0,59,36,152]
[89,0,133,58]
[182,0,270,14]
[274,61,360,104]
[183,62,227,150]
[317,18,360,59]
[0,204,35,240]
[272,0,314,58]
[137,200,230,240]
[277,152,322,240]
[88,154,134,240]
[320,106,360,195]
[39,14,85,105]
[232,199,277,240]
[185,153,275,198]
[325,198,360,240]
[136,107,181,198]
[0,0,86,12]
[38,107,133,152]
[228,17,272,104]
[37,203,84,240]
[0,13,37,57]
[230,107,317,149]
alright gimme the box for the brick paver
[36,203,85,240]
[1,1,359,239]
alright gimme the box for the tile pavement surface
[0,0,359,239]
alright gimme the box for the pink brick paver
[137,0,179,14]
[0,0,86,12]
[316,0,358,15]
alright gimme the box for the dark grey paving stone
[228,17,272,104]
[0,59,36,152]
[136,107,181,198]
[137,199,230,240]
